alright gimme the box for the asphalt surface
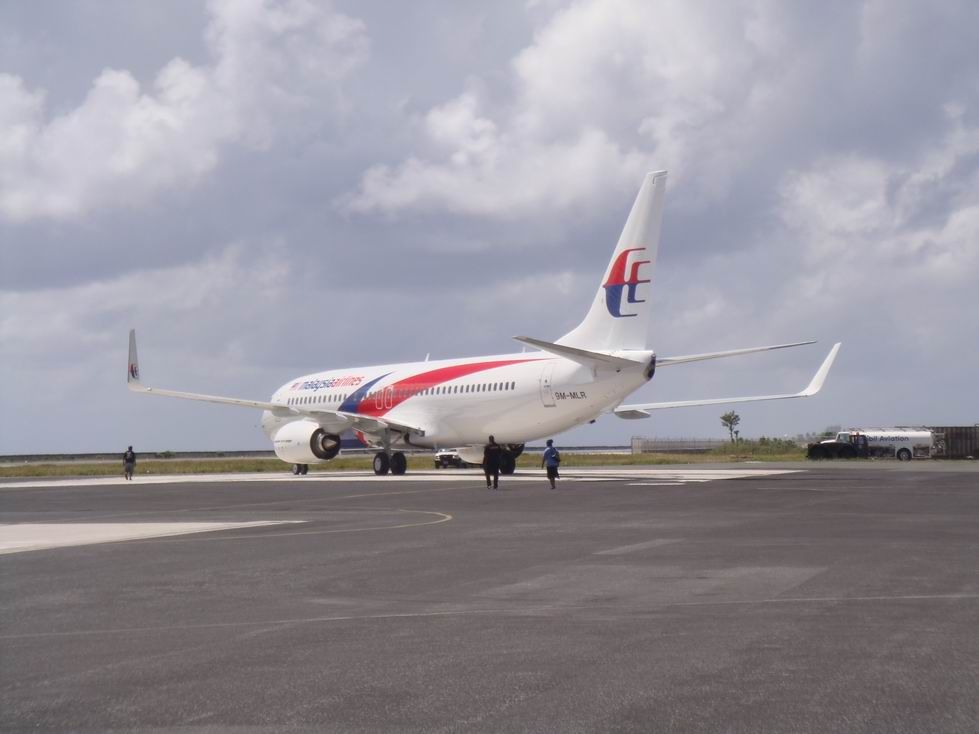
[2,463,978,732]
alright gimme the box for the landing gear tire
[390,452,407,475]
[500,453,516,475]
[897,448,912,462]
[300,464,309,475]
[292,464,302,475]
[373,452,390,475]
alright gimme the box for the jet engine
[455,444,524,465]
[273,420,341,464]
[456,446,485,465]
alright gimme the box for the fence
[631,437,729,454]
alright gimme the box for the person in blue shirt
[541,439,560,489]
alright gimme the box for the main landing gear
[498,443,523,475]
[373,451,407,476]
[292,464,309,475]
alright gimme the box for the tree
[721,411,741,443]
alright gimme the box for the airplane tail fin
[558,170,667,352]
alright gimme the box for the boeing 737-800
[127,170,840,475]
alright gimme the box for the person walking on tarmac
[123,445,136,480]
[541,439,561,489]
[483,435,503,489]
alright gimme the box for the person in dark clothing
[483,435,502,489]
[123,446,136,480]
[541,439,561,489]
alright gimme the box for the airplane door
[539,364,556,408]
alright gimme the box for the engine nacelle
[273,420,341,464]
[456,446,485,465]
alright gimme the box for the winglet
[799,342,841,397]
[127,329,142,388]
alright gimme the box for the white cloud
[779,114,979,287]
[0,0,368,222]
[348,90,647,217]
[0,243,290,365]
[347,0,791,216]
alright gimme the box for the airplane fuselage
[261,351,651,449]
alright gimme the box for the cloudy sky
[1,0,977,454]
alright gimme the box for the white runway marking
[594,539,679,555]
[0,521,303,555]
[0,467,801,490]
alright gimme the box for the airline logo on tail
[603,247,651,318]
[129,363,139,380]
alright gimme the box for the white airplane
[127,170,840,475]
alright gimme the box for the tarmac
[1,462,977,732]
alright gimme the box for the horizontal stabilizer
[615,342,841,417]
[657,340,816,367]
[512,336,643,368]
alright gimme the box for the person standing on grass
[541,439,561,489]
[483,435,502,489]
[123,446,136,480]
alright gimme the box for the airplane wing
[307,409,426,438]
[127,330,289,412]
[614,342,841,418]
[126,330,426,437]
[656,340,816,367]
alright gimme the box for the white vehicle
[127,170,842,476]
[821,430,935,461]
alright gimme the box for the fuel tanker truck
[807,429,935,461]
